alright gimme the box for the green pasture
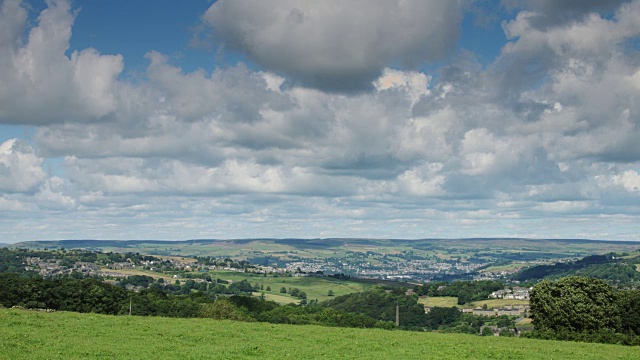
[418,296,460,308]
[211,270,371,302]
[1,309,637,359]
[251,292,299,305]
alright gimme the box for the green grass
[1,309,637,359]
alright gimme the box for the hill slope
[0,309,637,359]
[513,253,640,284]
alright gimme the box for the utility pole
[396,300,399,327]
[129,297,132,316]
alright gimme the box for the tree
[530,276,621,333]
[200,298,253,322]
[425,307,461,329]
[327,289,334,296]
[500,328,515,337]
[266,286,271,292]
[280,287,287,294]
[481,326,494,336]
[618,289,640,335]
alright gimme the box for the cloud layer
[1,0,639,242]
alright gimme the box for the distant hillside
[2,308,637,360]
[12,239,222,248]
[13,237,640,252]
[513,252,640,284]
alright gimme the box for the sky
[1,0,640,243]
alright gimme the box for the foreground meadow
[0,309,637,359]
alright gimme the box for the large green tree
[530,276,621,333]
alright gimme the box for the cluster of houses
[109,257,196,272]
[24,257,100,277]
[489,287,530,300]
[280,258,486,281]
[462,304,530,317]
[423,304,530,317]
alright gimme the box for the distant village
[21,248,555,286]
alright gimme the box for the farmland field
[1,309,637,359]
[418,296,459,308]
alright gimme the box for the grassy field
[251,292,300,305]
[1,309,638,359]
[418,296,459,308]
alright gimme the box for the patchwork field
[1,309,637,359]
[210,270,374,302]
[99,266,383,303]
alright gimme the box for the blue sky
[1,0,640,242]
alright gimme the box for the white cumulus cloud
[0,139,47,193]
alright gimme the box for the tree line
[0,272,523,335]
[412,280,504,305]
